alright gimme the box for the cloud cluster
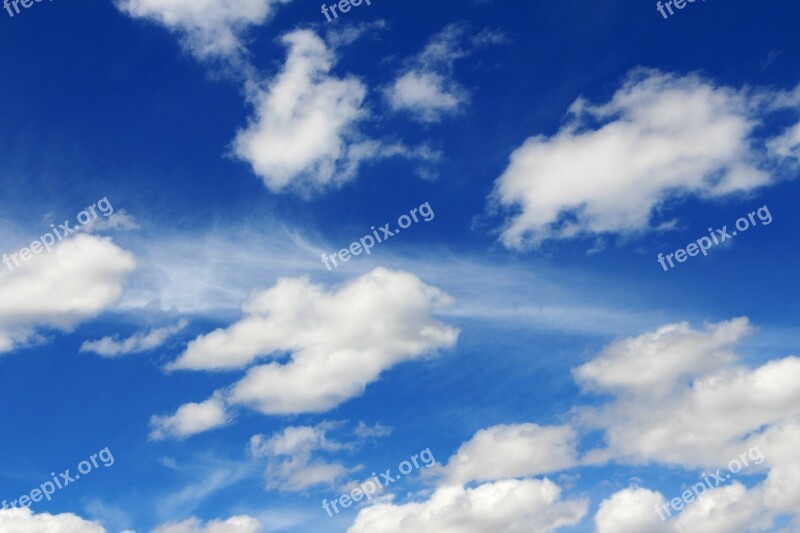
[492,69,800,249]
[152,268,458,438]
[349,478,586,533]
[0,234,135,354]
[576,318,800,530]
[349,422,585,532]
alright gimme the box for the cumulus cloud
[80,319,188,357]
[439,423,578,485]
[156,268,457,437]
[248,424,351,492]
[576,318,800,531]
[575,318,800,468]
[0,508,106,532]
[490,69,800,249]
[384,24,505,123]
[150,392,230,440]
[232,31,436,194]
[348,479,587,533]
[150,515,262,533]
[595,484,775,533]
[115,0,292,62]
[0,234,135,354]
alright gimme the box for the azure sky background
[1,0,799,532]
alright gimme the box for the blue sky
[1,0,799,532]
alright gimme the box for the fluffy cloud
[348,423,583,532]
[0,234,135,354]
[150,515,262,533]
[577,318,800,530]
[150,392,230,440]
[595,485,774,533]
[249,424,350,492]
[232,31,436,193]
[348,479,587,533]
[231,30,367,192]
[491,69,800,249]
[384,25,505,123]
[0,508,106,532]
[575,318,800,468]
[594,487,671,533]
[439,423,578,484]
[157,268,457,437]
[115,0,291,61]
[80,319,188,357]
[573,318,750,397]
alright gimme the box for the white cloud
[0,508,106,533]
[150,515,262,533]
[0,234,136,354]
[248,424,350,492]
[575,318,800,469]
[150,392,230,440]
[595,484,774,533]
[384,71,466,123]
[439,423,578,484]
[491,69,786,249]
[384,24,504,123]
[115,0,291,62]
[231,30,371,194]
[573,318,751,397]
[594,487,671,533]
[578,318,800,531]
[80,319,188,357]
[162,268,457,424]
[348,479,587,533]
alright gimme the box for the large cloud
[115,0,291,61]
[577,318,800,530]
[0,508,107,532]
[491,69,800,249]
[575,318,800,468]
[348,479,587,533]
[0,234,135,354]
[154,268,458,437]
[348,423,584,532]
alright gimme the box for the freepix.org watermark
[2,447,114,509]
[655,445,764,520]
[657,205,772,272]
[321,201,435,271]
[322,447,436,517]
[321,0,371,22]
[656,0,707,20]
[3,0,54,19]
[2,196,115,272]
